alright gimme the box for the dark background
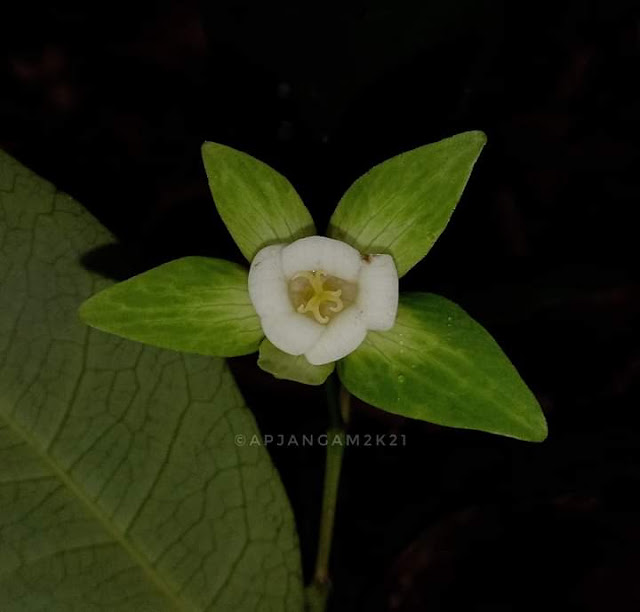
[2,1,640,610]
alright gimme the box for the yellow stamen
[291,270,344,324]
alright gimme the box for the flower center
[288,270,356,324]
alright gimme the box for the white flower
[248,236,398,365]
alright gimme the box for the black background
[2,1,640,610]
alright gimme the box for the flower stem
[306,374,350,611]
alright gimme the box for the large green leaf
[202,142,315,263]
[0,150,303,611]
[338,293,547,441]
[328,131,486,277]
[80,257,263,357]
[257,339,334,386]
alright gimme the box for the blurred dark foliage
[2,0,640,610]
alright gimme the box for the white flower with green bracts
[80,132,548,442]
[248,236,398,365]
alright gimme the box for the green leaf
[202,142,315,262]
[328,131,487,277]
[257,339,334,386]
[338,293,547,441]
[0,150,303,611]
[80,256,263,358]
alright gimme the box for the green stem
[307,374,350,611]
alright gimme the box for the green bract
[201,142,315,262]
[258,339,335,386]
[329,131,487,277]
[80,256,263,356]
[79,132,548,441]
[339,293,547,441]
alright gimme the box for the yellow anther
[291,270,344,324]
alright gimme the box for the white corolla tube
[248,236,398,365]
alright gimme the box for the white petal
[357,254,398,331]
[248,244,291,318]
[281,236,362,282]
[304,306,367,365]
[261,311,324,356]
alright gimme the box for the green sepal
[258,339,334,386]
[338,292,547,441]
[328,131,486,277]
[202,142,315,262]
[79,256,264,357]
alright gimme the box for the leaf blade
[202,142,315,262]
[79,256,264,357]
[328,131,486,277]
[0,149,304,611]
[338,292,547,441]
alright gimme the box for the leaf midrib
[0,399,189,612]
